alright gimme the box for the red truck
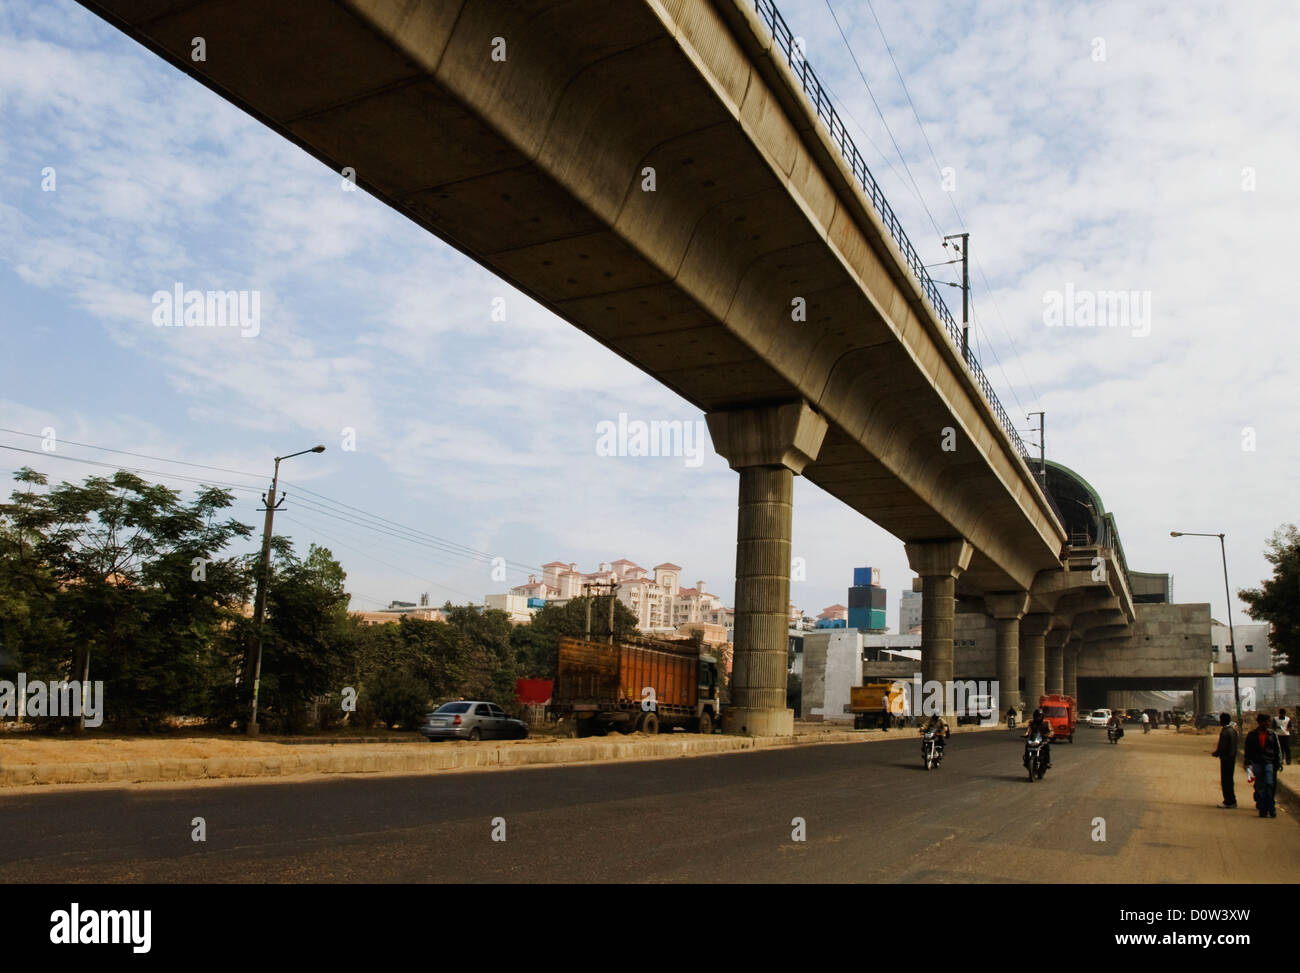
[553,635,723,736]
[1038,693,1077,743]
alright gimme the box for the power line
[0,427,266,482]
[0,445,264,496]
[279,480,540,576]
[279,514,483,604]
[821,0,943,239]
[285,497,533,581]
[0,428,544,576]
[856,0,1042,409]
[969,295,1028,417]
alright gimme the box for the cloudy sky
[1,0,1295,628]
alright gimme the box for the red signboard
[516,678,553,705]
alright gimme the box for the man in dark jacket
[1243,712,1283,818]
[1211,713,1238,808]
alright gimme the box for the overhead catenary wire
[821,0,944,241]
[857,0,1042,407]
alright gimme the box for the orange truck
[553,636,723,736]
[1038,693,1077,743]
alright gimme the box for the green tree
[0,467,251,729]
[250,543,353,732]
[1238,524,1300,675]
[367,666,430,729]
[508,596,641,680]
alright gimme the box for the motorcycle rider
[1022,708,1053,769]
[920,712,950,757]
[1107,711,1124,740]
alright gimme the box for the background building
[847,566,887,632]
[503,556,733,637]
[898,589,923,635]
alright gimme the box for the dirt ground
[0,727,566,766]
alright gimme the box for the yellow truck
[851,682,907,729]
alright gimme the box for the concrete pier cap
[705,400,828,475]
[709,400,828,737]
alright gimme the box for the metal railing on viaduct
[752,0,1031,465]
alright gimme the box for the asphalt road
[2,726,1295,882]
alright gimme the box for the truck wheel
[698,711,713,735]
[640,713,659,735]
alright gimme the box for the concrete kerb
[0,723,1003,789]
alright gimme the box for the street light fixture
[247,445,326,735]
[1170,531,1242,733]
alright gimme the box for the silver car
[419,701,529,742]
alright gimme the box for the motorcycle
[1107,723,1122,744]
[1025,733,1047,781]
[1007,712,1017,731]
[921,728,943,770]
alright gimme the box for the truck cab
[1038,693,1076,743]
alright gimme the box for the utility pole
[247,445,325,735]
[943,232,970,363]
[582,581,618,643]
[1170,531,1243,734]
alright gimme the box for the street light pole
[247,445,325,735]
[1170,531,1242,733]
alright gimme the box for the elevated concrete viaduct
[80,0,1077,731]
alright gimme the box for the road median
[0,721,1006,789]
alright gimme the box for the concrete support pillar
[1045,629,1068,696]
[1063,639,1079,701]
[1019,614,1052,710]
[905,539,973,719]
[985,592,1030,716]
[1199,676,1215,715]
[707,402,827,737]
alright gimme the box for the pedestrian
[1211,713,1238,808]
[1277,708,1292,765]
[1173,711,1183,732]
[881,693,890,732]
[1243,711,1283,818]
[1142,710,1150,734]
